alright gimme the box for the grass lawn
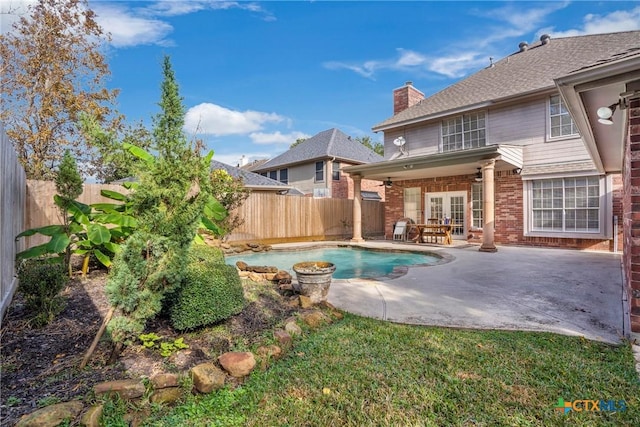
[142,314,639,426]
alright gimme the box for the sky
[2,1,640,167]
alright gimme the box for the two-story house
[253,128,385,200]
[345,31,640,252]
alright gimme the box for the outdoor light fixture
[513,167,522,175]
[475,167,483,182]
[597,103,617,125]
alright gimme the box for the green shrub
[17,259,68,327]
[187,244,225,266]
[169,264,245,331]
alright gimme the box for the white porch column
[351,174,364,243]
[479,159,497,253]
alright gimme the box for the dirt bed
[0,269,296,426]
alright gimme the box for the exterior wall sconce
[475,167,483,182]
[513,167,522,175]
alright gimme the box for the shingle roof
[210,159,288,188]
[373,31,640,130]
[254,128,383,171]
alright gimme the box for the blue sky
[3,1,640,167]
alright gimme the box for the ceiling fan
[379,177,393,188]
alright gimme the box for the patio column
[479,159,497,253]
[351,174,364,243]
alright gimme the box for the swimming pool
[225,246,441,279]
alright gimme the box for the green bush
[17,259,68,327]
[169,263,245,331]
[187,244,225,266]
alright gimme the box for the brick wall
[624,97,640,332]
[332,169,385,201]
[384,170,622,251]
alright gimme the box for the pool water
[225,247,439,279]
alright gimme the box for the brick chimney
[393,81,424,115]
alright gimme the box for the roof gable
[255,128,383,171]
[373,31,640,130]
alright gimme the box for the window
[549,95,578,138]
[279,168,288,184]
[471,183,483,229]
[531,176,600,233]
[403,187,421,223]
[269,170,277,180]
[332,162,341,180]
[315,161,324,182]
[442,112,485,152]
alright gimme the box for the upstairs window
[269,170,277,180]
[332,162,341,180]
[549,95,578,138]
[279,168,288,184]
[442,112,486,152]
[315,161,324,182]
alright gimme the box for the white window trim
[522,173,612,239]
[470,183,483,231]
[440,110,487,152]
[546,95,579,142]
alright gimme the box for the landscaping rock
[150,387,183,404]
[218,351,256,377]
[256,345,283,370]
[190,363,226,393]
[256,344,282,359]
[263,272,276,281]
[16,401,84,427]
[299,295,313,309]
[94,379,145,400]
[151,373,180,389]
[285,320,302,336]
[80,404,103,427]
[274,270,292,283]
[247,265,278,273]
[279,282,294,291]
[301,310,332,329]
[236,261,249,271]
[247,272,264,282]
[273,329,292,350]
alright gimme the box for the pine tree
[105,56,214,350]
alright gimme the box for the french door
[425,191,466,238]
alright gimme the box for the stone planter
[292,261,336,304]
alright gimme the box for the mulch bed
[0,269,296,426]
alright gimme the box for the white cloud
[92,3,174,47]
[184,103,285,136]
[249,131,310,145]
[0,0,37,34]
[429,52,486,79]
[142,0,275,21]
[541,6,640,38]
[322,1,572,80]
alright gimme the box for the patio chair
[393,221,407,241]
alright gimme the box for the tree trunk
[79,306,114,369]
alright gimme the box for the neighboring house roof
[254,128,383,171]
[239,158,269,171]
[210,159,290,191]
[373,30,640,131]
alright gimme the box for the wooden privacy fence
[22,180,130,249]
[23,184,385,247]
[226,192,385,243]
[1,127,27,317]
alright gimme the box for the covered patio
[344,145,523,252]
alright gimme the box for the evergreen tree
[106,56,216,348]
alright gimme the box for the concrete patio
[314,241,626,344]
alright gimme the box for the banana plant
[16,191,137,276]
